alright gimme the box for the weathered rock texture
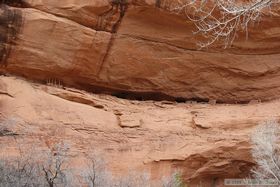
[2,76,279,185]
[1,1,280,185]
[1,1,280,103]
[0,5,22,66]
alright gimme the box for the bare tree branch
[174,0,279,48]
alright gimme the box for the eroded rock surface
[1,1,280,185]
[2,76,280,185]
[0,2,280,102]
[0,5,22,66]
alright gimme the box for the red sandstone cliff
[1,0,280,186]
[1,0,280,103]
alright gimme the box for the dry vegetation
[0,117,184,187]
[0,144,183,187]
[174,0,279,48]
[250,120,280,183]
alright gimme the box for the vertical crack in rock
[155,0,174,10]
[155,0,161,8]
[110,0,128,33]
[0,4,22,66]
[97,0,128,76]
[96,0,128,32]
[96,6,116,31]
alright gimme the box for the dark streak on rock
[1,0,28,7]
[0,4,23,66]
[155,0,161,8]
[0,91,14,97]
[0,128,18,136]
[97,1,128,75]
[96,0,127,32]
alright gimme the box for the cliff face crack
[97,0,128,76]
[111,0,128,33]
[0,4,23,66]
[97,34,115,76]
[155,0,161,8]
[0,91,13,98]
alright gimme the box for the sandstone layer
[1,76,280,185]
[1,1,280,185]
[1,1,280,103]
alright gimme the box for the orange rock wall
[0,1,280,103]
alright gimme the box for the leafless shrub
[250,120,280,182]
[0,144,45,187]
[40,142,70,187]
[0,141,72,187]
[0,140,186,187]
[174,0,279,48]
[0,158,39,187]
[82,154,152,187]
[81,153,113,187]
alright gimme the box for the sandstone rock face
[3,76,279,185]
[0,5,22,66]
[6,7,111,84]
[1,2,280,184]
[23,0,118,31]
[1,2,280,102]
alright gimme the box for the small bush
[250,120,280,182]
